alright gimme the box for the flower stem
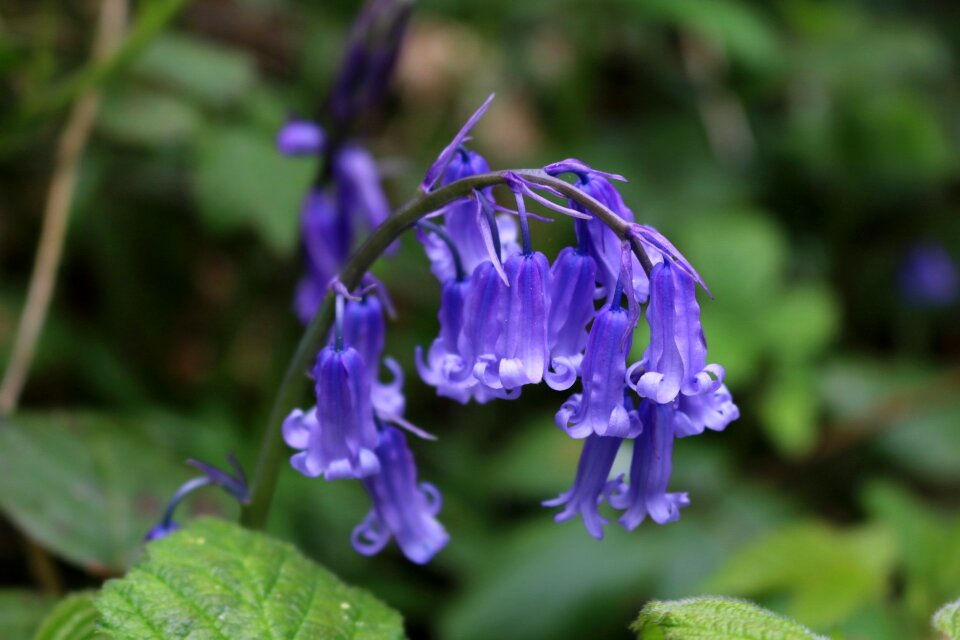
[240,168,653,529]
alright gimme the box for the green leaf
[96,518,405,640]
[97,87,201,146]
[132,32,257,108]
[632,596,826,639]
[706,522,895,629]
[758,367,819,458]
[629,0,781,69]
[820,359,960,482]
[33,592,105,640]
[864,483,960,627]
[0,590,57,640]
[194,126,315,253]
[934,597,960,639]
[0,413,228,573]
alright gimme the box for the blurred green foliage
[1,0,959,638]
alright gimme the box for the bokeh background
[2,0,960,638]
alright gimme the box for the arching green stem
[240,168,652,529]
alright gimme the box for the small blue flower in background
[900,242,959,307]
[145,456,250,541]
[353,426,449,564]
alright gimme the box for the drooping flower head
[674,382,740,438]
[145,456,250,541]
[328,0,412,129]
[475,251,552,391]
[630,260,724,405]
[295,189,351,322]
[544,246,597,391]
[416,276,475,403]
[544,159,644,301]
[282,332,381,480]
[612,400,690,529]
[543,433,624,540]
[555,280,640,439]
[353,426,449,564]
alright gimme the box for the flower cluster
[281,94,739,564]
[277,0,409,323]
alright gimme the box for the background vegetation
[1,0,959,638]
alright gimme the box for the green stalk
[240,169,648,529]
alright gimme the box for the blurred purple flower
[277,120,325,156]
[352,426,449,564]
[900,243,959,307]
[328,0,412,128]
[543,433,624,540]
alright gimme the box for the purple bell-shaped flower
[555,289,640,439]
[352,426,449,564]
[543,433,624,540]
[544,247,597,391]
[282,342,381,480]
[630,260,724,405]
[612,400,690,529]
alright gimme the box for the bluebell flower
[630,260,724,405]
[145,521,180,541]
[612,400,690,529]
[416,277,476,403]
[328,0,412,129]
[334,145,391,233]
[542,433,624,540]
[475,251,552,390]
[277,120,325,156]
[544,159,650,302]
[341,293,406,421]
[422,94,495,193]
[544,247,597,390]
[145,456,250,541]
[295,189,351,322]
[674,382,739,438]
[352,426,449,564]
[555,292,640,438]
[282,344,380,480]
[900,243,959,307]
[419,147,522,283]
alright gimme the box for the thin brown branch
[0,0,128,415]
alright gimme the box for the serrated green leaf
[33,592,105,640]
[632,596,826,639]
[0,590,57,640]
[0,413,227,573]
[706,522,895,628]
[132,32,257,108]
[934,597,960,639]
[96,518,405,640]
[193,126,315,253]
